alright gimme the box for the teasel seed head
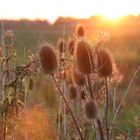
[97,49,113,77]
[85,101,97,119]
[76,40,94,75]
[69,85,77,100]
[57,38,66,54]
[40,44,58,74]
[76,25,85,38]
[73,68,86,86]
[68,38,75,55]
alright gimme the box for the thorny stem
[51,74,84,140]
[3,103,9,140]
[87,75,105,140]
[105,77,109,140]
[111,65,140,133]
[87,76,94,100]
[96,119,105,140]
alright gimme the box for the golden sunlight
[0,0,140,22]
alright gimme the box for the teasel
[57,38,67,54]
[76,40,94,75]
[85,100,97,119]
[76,25,85,38]
[85,100,105,140]
[69,85,77,100]
[68,38,75,55]
[97,49,113,77]
[40,44,58,74]
[73,68,86,86]
[97,49,112,140]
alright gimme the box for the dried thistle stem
[51,74,84,140]
[86,76,105,140]
[87,76,94,99]
[105,77,109,140]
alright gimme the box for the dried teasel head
[73,68,86,86]
[85,101,97,119]
[57,38,66,54]
[69,85,77,100]
[68,38,75,55]
[97,49,113,77]
[40,44,58,74]
[76,25,85,38]
[76,40,94,75]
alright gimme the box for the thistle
[76,25,85,38]
[40,44,58,74]
[76,40,94,75]
[85,101,97,119]
[97,49,113,77]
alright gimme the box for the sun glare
[0,0,140,22]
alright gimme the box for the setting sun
[0,0,140,22]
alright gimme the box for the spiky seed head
[85,101,97,119]
[68,39,75,55]
[69,85,77,100]
[73,68,86,86]
[76,25,85,38]
[76,40,94,75]
[97,49,113,77]
[57,38,66,53]
[29,78,34,90]
[80,90,86,100]
[40,45,58,74]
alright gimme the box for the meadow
[0,16,140,139]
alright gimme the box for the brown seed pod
[40,45,58,74]
[57,38,66,53]
[29,78,34,90]
[69,85,77,100]
[97,49,113,77]
[80,90,86,100]
[68,39,75,55]
[76,40,94,75]
[76,25,85,38]
[73,68,86,86]
[85,101,97,119]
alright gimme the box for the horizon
[0,14,140,24]
[0,0,140,23]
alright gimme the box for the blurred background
[0,0,140,138]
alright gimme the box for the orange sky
[0,0,140,23]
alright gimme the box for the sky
[0,0,140,23]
